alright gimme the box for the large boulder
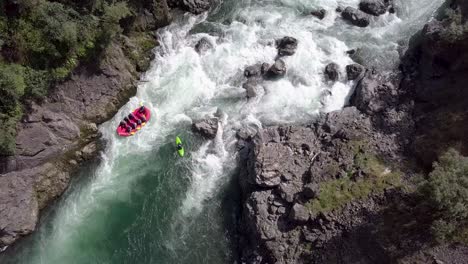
[276,36,298,57]
[342,7,370,27]
[192,118,219,139]
[325,63,340,82]
[346,63,366,80]
[267,59,287,78]
[243,81,261,98]
[244,63,269,78]
[359,0,388,16]
[289,203,310,223]
[350,70,398,114]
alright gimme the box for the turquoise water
[0,0,443,263]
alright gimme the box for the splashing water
[1,0,444,263]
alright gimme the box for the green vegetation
[0,0,159,155]
[422,148,468,244]
[306,143,402,214]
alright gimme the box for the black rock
[311,9,327,20]
[194,37,213,54]
[267,59,287,78]
[359,0,388,16]
[276,36,298,57]
[325,63,340,82]
[342,7,370,27]
[346,64,366,80]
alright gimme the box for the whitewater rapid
[2,0,444,263]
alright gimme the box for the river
[0,0,443,263]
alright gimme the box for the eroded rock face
[192,118,219,139]
[342,7,370,27]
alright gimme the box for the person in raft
[128,113,137,122]
[136,119,142,130]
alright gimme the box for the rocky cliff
[0,0,212,252]
[238,0,468,263]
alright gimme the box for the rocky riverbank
[0,0,212,252]
[237,0,468,263]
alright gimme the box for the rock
[81,142,98,161]
[311,9,326,20]
[303,183,320,198]
[336,6,344,13]
[243,81,261,98]
[276,36,298,56]
[359,0,388,16]
[346,64,366,80]
[192,118,219,139]
[278,206,286,214]
[169,0,211,14]
[350,70,398,114]
[244,63,263,78]
[194,37,213,54]
[342,7,370,27]
[289,203,310,223]
[324,63,340,81]
[267,59,287,78]
[279,183,297,203]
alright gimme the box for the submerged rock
[192,118,219,139]
[325,63,340,82]
[342,7,370,27]
[276,36,298,56]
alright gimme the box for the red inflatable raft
[116,107,151,137]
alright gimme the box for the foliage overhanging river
[1,0,443,263]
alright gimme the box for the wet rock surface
[192,118,219,139]
[346,63,366,80]
[359,0,389,16]
[310,9,326,20]
[342,7,370,27]
[194,37,213,53]
[275,36,298,57]
[324,63,340,82]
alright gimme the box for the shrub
[0,64,25,113]
[425,148,468,243]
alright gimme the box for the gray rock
[342,7,370,27]
[350,70,398,114]
[311,9,327,20]
[192,118,219,139]
[276,36,298,56]
[359,0,388,16]
[195,37,213,54]
[325,63,340,81]
[267,59,287,78]
[303,183,320,198]
[346,63,366,80]
[289,203,310,223]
